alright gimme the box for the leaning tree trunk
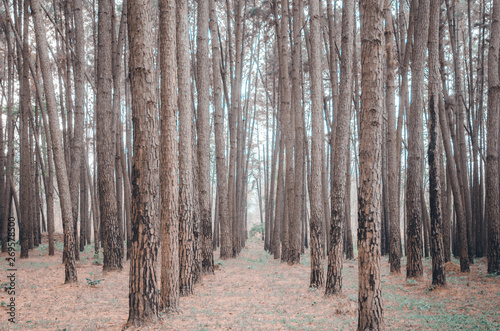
[126,0,161,324]
[357,0,386,328]
[31,0,77,283]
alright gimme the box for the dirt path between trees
[2,234,499,330]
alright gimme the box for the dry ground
[0,233,499,330]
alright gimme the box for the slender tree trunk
[19,0,31,259]
[385,0,401,274]
[428,0,446,286]
[196,0,214,274]
[70,0,85,262]
[289,0,304,265]
[177,0,195,296]
[325,0,354,296]
[160,0,179,311]
[210,0,231,260]
[309,0,325,288]
[406,0,429,279]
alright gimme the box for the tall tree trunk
[97,0,122,271]
[486,0,500,274]
[210,0,232,260]
[126,0,160,323]
[290,0,304,265]
[160,0,179,311]
[444,0,474,263]
[309,0,324,288]
[428,0,446,286]
[31,0,77,283]
[70,0,85,262]
[177,0,195,296]
[357,0,385,328]
[406,0,429,279]
[325,0,355,296]
[19,0,31,259]
[385,0,401,274]
[197,0,214,274]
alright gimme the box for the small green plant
[93,252,103,265]
[86,273,104,287]
[406,278,419,286]
[86,278,104,286]
[249,222,265,238]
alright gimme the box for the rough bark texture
[406,0,429,279]
[177,0,195,296]
[31,0,77,283]
[197,0,214,275]
[160,0,179,312]
[309,0,324,288]
[486,0,500,274]
[325,0,354,296]
[357,0,385,329]
[97,0,122,272]
[126,0,160,323]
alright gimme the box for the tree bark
[406,0,429,279]
[126,0,161,323]
[197,0,214,274]
[486,0,500,274]
[177,0,195,296]
[160,0,179,311]
[309,0,325,288]
[357,0,385,328]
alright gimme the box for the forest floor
[1,233,500,330]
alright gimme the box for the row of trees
[1,0,500,328]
